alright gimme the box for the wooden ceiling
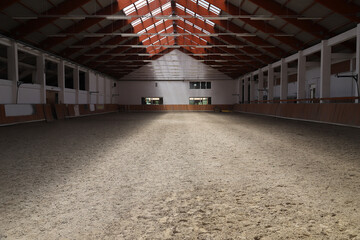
[0,0,359,79]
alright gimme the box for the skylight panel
[155,19,164,26]
[131,18,142,27]
[146,24,155,31]
[184,20,193,26]
[152,8,161,16]
[141,15,150,22]
[194,25,202,31]
[160,37,166,41]
[165,25,173,30]
[186,9,195,16]
[196,14,204,21]
[203,29,210,35]
[138,29,146,35]
[134,0,147,10]
[200,38,207,43]
[205,19,215,26]
[123,4,136,15]
[177,25,184,30]
[209,5,221,15]
[176,3,185,11]
[162,2,171,11]
[198,0,209,9]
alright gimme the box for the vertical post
[268,65,274,102]
[258,69,264,102]
[85,71,90,104]
[249,74,255,103]
[104,77,107,104]
[356,24,360,103]
[8,42,19,103]
[244,76,249,103]
[297,51,306,102]
[58,61,65,104]
[238,78,243,103]
[74,66,79,104]
[280,58,288,102]
[37,54,46,104]
[320,40,331,103]
[96,74,100,104]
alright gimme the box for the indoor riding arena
[0,0,360,239]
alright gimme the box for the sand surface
[0,112,359,239]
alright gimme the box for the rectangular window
[45,60,58,87]
[189,97,211,105]
[190,81,200,89]
[65,66,74,89]
[79,70,86,90]
[141,97,163,105]
[18,50,37,84]
[190,81,211,89]
[0,44,8,80]
[207,81,211,89]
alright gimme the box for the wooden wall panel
[0,104,45,125]
[234,103,360,126]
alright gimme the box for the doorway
[46,90,59,119]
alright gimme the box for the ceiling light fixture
[106,16,132,20]
[250,16,275,21]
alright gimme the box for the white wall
[118,80,237,105]
[79,90,88,104]
[64,89,76,104]
[18,84,42,104]
[0,80,13,104]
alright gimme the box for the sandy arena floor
[0,112,359,240]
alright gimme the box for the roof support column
[297,51,306,102]
[280,58,288,103]
[96,74,100,104]
[356,24,360,103]
[8,42,19,104]
[267,64,274,102]
[238,78,243,104]
[58,60,65,104]
[320,40,331,103]
[250,74,256,103]
[244,76,249,104]
[258,69,264,102]
[74,66,79,104]
[85,72,90,104]
[37,53,46,104]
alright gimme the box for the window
[0,44,8,80]
[65,66,74,89]
[79,70,86,90]
[45,60,58,87]
[190,82,200,89]
[189,97,211,105]
[142,97,163,105]
[190,81,211,89]
[18,50,37,84]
